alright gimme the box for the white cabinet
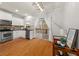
[0,11,12,20]
[30,31,34,39]
[18,30,25,38]
[12,17,24,26]
[13,30,25,39]
[12,17,25,39]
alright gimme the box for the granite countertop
[0,31,13,33]
[0,29,26,33]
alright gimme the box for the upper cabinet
[12,16,24,26]
[0,10,25,26]
[0,11,12,20]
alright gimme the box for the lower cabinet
[13,30,25,39]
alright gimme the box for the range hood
[0,19,12,26]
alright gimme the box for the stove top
[0,29,12,32]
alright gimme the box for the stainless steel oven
[0,31,13,42]
[0,19,13,42]
[2,31,12,40]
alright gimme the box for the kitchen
[0,2,52,43]
[0,1,79,59]
[1,2,79,56]
[0,10,30,42]
[0,4,35,42]
[0,2,53,56]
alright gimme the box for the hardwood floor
[0,38,53,56]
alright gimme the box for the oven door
[2,31,13,42]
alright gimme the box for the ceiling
[0,2,65,18]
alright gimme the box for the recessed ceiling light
[35,2,43,12]
[26,22,30,25]
[27,16,32,19]
[15,9,19,12]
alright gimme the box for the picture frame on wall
[66,28,78,49]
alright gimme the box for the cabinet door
[18,30,25,38]
[13,31,18,39]
[30,31,34,39]
[12,17,24,26]
[0,11,12,20]
[13,30,25,39]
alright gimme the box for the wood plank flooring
[0,38,53,56]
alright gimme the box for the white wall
[52,3,66,36]
[43,3,65,42]
[63,2,79,48]
[64,3,79,31]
